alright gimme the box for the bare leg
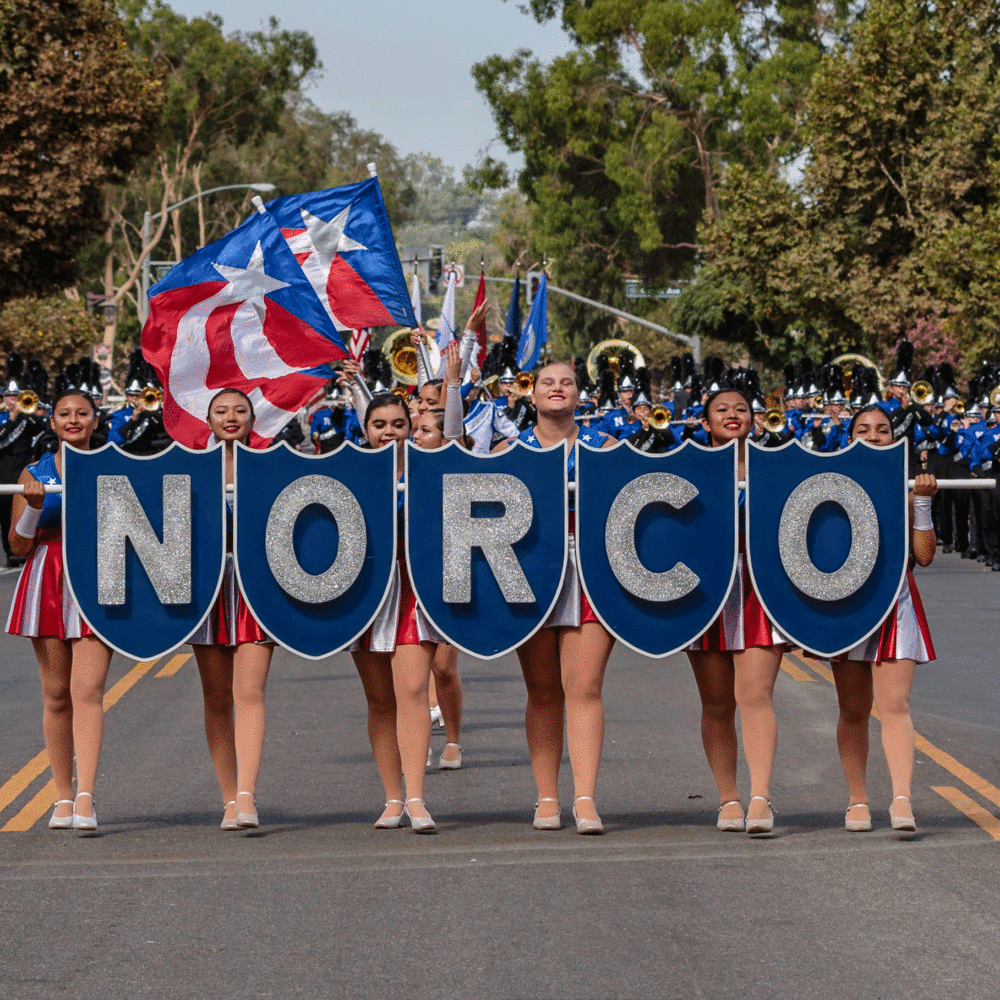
[831,661,873,806]
[390,642,436,820]
[431,644,462,759]
[232,643,273,798]
[428,672,439,714]
[559,623,614,822]
[516,629,563,818]
[733,645,781,821]
[872,658,916,821]
[193,646,237,806]
[687,651,739,812]
[68,637,112,815]
[33,638,74,815]
[352,651,403,820]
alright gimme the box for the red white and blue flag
[142,177,415,447]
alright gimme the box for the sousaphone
[384,329,442,386]
[586,339,646,385]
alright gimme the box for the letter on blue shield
[745,439,908,657]
[405,441,567,658]
[233,441,396,659]
[576,440,739,656]
[63,442,226,660]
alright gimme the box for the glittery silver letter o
[605,473,701,602]
[441,474,535,604]
[265,475,366,604]
[97,475,192,605]
[778,472,879,601]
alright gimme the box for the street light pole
[139,182,276,323]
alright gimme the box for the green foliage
[0,295,103,369]
[0,0,163,300]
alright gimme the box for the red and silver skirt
[841,570,935,664]
[189,555,270,647]
[688,554,788,653]
[352,557,444,654]
[6,530,94,640]
[545,535,599,629]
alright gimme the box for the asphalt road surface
[1,554,998,1000]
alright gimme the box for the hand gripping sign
[62,442,226,660]
[575,439,739,656]
[232,441,396,659]
[745,438,909,657]
[405,440,568,658]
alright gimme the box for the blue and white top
[25,451,62,530]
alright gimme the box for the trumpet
[764,408,787,434]
[813,393,824,409]
[17,390,38,415]
[515,372,534,392]
[911,380,934,405]
[989,385,1000,409]
[142,387,162,411]
[953,400,966,417]
[649,405,672,431]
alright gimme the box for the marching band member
[831,405,937,833]
[189,389,275,831]
[6,388,113,830]
[686,371,788,835]
[493,362,616,834]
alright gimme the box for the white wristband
[912,494,933,531]
[15,505,42,538]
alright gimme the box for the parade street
[1,555,998,1000]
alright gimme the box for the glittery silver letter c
[97,475,192,605]
[605,472,701,602]
[265,475,366,604]
[441,474,536,604]
[778,472,879,601]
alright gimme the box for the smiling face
[50,392,99,447]
[208,391,254,443]
[411,412,445,450]
[850,407,893,446]
[417,383,441,413]
[365,402,411,449]
[703,391,752,445]
[532,363,579,416]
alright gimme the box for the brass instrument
[832,353,885,395]
[17,390,38,415]
[649,406,671,431]
[483,375,501,399]
[515,372,534,392]
[391,385,411,400]
[384,328,441,386]
[586,339,646,385]
[953,400,966,417]
[989,385,1000,409]
[911,380,934,405]
[764,408,787,434]
[142,387,162,411]
[813,393,824,409]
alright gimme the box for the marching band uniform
[6,451,93,640]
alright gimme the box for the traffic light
[428,245,444,294]
[526,270,543,307]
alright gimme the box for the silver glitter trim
[778,472,879,601]
[264,475,366,604]
[605,472,701,602]
[441,473,535,604]
[97,474,192,606]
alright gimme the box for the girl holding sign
[7,389,113,831]
[831,405,937,834]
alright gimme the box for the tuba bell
[384,328,441,386]
[142,387,162,411]
[515,372,534,392]
[989,385,1000,410]
[911,380,934,405]
[764,408,787,434]
[17,390,38,415]
[586,339,646,385]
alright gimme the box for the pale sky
[168,0,573,173]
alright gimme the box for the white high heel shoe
[72,791,97,831]
[533,798,561,831]
[374,800,406,829]
[716,800,745,832]
[235,791,259,829]
[220,801,239,831]
[572,796,604,835]
[745,796,774,835]
[890,795,916,832]
[438,743,462,770]
[49,800,75,830]
[404,798,436,833]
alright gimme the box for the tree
[0,294,104,371]
[0,0,162,301]
[684,0,1000,364]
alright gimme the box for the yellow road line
[156,653,191,678]
[780,656,815,682]
[1,658,160,832]
[790,652,835,684]
[1,779,56,833]
[933,786,1000,841]
[0,750,49,814]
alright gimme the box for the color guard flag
[517,272,547,370]
[505,274,521,339]
[410,272,422,327]
[471,269,488,368]
[142,208,348,449]
[435,271,457,376]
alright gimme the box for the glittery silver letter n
[605,473,701,602]
[265,475,366,604]
[96,475,192,605]
[441,474,535,604]
[778,472,879,601]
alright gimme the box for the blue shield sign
[745,439,909,657]
[233,441,396,659]
[405,440,568,658]
[576,440,739,656]
[63,442,226,660]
